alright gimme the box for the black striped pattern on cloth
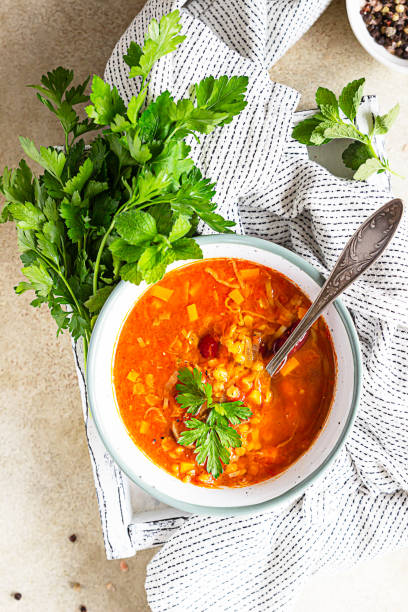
[103,0,408,609]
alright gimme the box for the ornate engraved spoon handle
[266,199,403,377]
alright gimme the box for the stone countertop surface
[0,1,407,611]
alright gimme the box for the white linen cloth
[102,0,408,609]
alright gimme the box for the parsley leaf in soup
[176,368,252,478]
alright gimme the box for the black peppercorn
[69,534,77,542]
[360,0,408,56]
[13,593,22,601]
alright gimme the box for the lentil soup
[113,258,336,488]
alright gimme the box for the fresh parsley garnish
[0,10,248,365]
[292,78,401,181]
[176,368,252,479]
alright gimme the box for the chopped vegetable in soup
[114,258,336,487]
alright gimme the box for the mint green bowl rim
[87,234,362,517]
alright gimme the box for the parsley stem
[92,219,115,295]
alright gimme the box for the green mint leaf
[86,75,126,125]
[353,158,383,181]
[84,285,114,313]
[338,78,365,121]
[109,238,144,262]
[64,158,93,195]
[374,103,400,135]
[168,215,191,242]
[137,244,170,283]
[315,87,339,119]
[342,141,375,171]
[309,120,334,145]
[148,203,173,235]
[195,75,248,125]
[322,123,363,141]
[292,116,324,146]
[115,210,157,245]
[171,237,202,260]
[119,262,143,285]
[128,10,186,81]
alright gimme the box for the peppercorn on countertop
[1,1,407,610]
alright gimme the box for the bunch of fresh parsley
[176,368,252,478]
[0,10,248,365]
[292,78,400,180]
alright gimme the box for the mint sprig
[176,367,252,479]
[292,78,401,181]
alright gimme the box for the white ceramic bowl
[346,0,408,73]
[87,236,362,516]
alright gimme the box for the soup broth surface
[114,258,336,487]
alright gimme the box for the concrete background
[1,1,407,610]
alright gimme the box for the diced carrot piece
[139,421,149,434]
[240,268,259,280]
[280,356,299,377]
[187,303,198,321]
[150,285,173,301]
[127,369,138,382]
[137,337,145,348]
[229,289,244,305]
[133,382,145,394]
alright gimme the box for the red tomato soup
[113,258,336,488]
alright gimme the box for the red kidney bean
[261,321,309,359]
[198,334,220,359]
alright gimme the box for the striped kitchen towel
[98,0,408,609]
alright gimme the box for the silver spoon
[266,198,403,377]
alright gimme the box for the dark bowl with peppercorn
[347,0,408,72]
